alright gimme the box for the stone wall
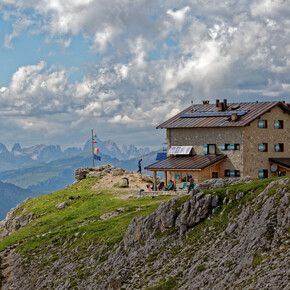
[167,127,243,176]
[242,106,290,178]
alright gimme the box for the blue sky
[0,0,289,150]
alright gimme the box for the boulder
[119,178,129,187]
[56,202,68,209]
[112,169,124,176]
[75,167,90,181]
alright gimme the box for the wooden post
[186,172,188,182]
[154,171,157,192]
[173,171,176,191]
[165,171,168,187]
[92,129,94,168]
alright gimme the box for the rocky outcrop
[196,176,252,190]
[0,199,34,241]
[124,193,219,250]
[0,178,289,290]
[75,165,126,181]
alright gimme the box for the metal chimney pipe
[223,99,227,109]
[218,103,224,111]
[216,99,220,107]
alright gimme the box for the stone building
[145,100,290,187]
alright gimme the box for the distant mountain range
[0,137,150,172]
[0,150,159,194]
[0,137,156,221]
[0,181,38,221]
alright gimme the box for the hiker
[187,177,195,193]
[137,159,142,174]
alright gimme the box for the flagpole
[92,129,94,168]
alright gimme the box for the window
[258,170,268,178]
[258,120,267,128]
[203,144,208,154]
[225,170,230,177]
[274,143,284,152]
[221,144,229,151]
[225,170,240,177]
[221,144,240,151]
[274,120,283,129]
[229,144,235,150]
[208,144,216,154]
[212,172,218,178]
[278,171,286,176]
[204,144,216,154]
[258,143,268,152]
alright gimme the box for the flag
[93,139,97,144]
[94,154,101,161]
[94,148,99,154]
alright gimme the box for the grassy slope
[0,178,172,257]
[0,176,289,289]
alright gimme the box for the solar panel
[168,146,192,155]
[180,111,247,118]
[156,153,167,160]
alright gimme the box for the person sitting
[158,181,164,190]
[166,180,174,191]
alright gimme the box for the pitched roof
[157,101,290,129]
[145,154,226,171]
[269,158,290,169]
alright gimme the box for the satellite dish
[270,164,278,172]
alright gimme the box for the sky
[0,0,289,150]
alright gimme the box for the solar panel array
[168,146,192,155]
[156,153,167,160]
[180,111,248,118]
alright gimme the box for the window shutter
[258,120,264,128]
[229,144,235,150]
[230,170,235,177]
[203,144,208,155]
[258,144,264,151]
[258,170,264,178]
[220,144,225,151]
[274,121,279,129]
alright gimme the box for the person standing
[187,177,195,193]
[137,159,142,174]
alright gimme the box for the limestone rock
[119,178,129,187]
[87,171,102,178]
[141,175,152,182]
[56,202,68,209]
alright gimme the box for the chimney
[281,101,285,104]
[216,99,220,107]
[223,99,227,110]
[218,102,225,112]
[203,100,209,104]
[231,113,238,121]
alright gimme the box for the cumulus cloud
[0,0,290,148]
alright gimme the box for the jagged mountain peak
[0,143,8,152]
[11,143,21,152]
